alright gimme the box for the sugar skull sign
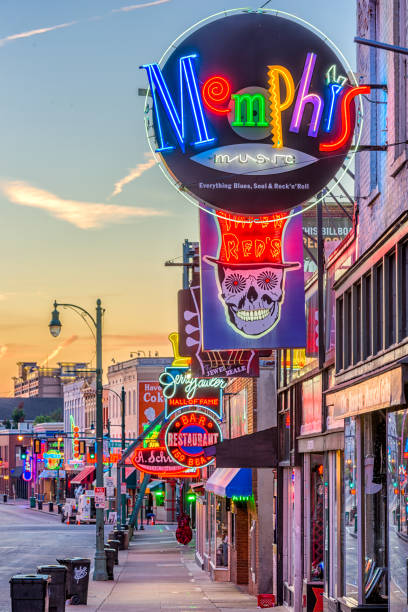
[200,207,306,350]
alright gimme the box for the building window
[393,0,407,159]
[363,273,372,358]
[344,290,352,369]
[375,262,383,353]
[336,296,344,371]
[133,390,136,415]
[401,241,408,339]
[353,282,362,364]
[387,250,397,346]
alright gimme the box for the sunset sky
[0,0,356,393]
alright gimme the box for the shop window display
[388,409,408,610]
[215,497,228,567]
[343,417,358,600]
[363,411,387,604]
[310,455,324,581]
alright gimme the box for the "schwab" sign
[141,9,368,215]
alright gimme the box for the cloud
[0,21,77,47]
[0,346,8,359]
[111,153,156,197]
[0,180,168,229]
[112,0,170,12]
[40,334,78,366]
[105,333,171,348]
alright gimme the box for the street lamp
[48,298,107,581]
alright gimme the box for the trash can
[37,565,66,612]
[38,500,43,511]
[57,558,90,605]
[104,548,115,580]
[3,494,7,503]
[10,574,50,612]
[48,502,54,513]
[30,496,36,509]
[107,539,120,565]
[55,559,71,600]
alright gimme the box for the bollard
[107,539,120,565]
[104,548,115,580]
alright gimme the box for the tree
[11,406,25,428]
[33,408,63,425]
[2,419,11,429]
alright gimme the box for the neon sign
[22,452,32,482]
[131,446,199,478]
[43,450,62,471]
[141,9,367,216]
[200,205,306,350]
[159,366,226,419]
[165,410,222,469]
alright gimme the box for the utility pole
[121,386,126,527]
[94,299,107,580]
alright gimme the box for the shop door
[282,467,301,609]
[388,409,408,611]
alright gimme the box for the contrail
[40,334,78,366]
[111,153,156,197]
[0,21,77,47]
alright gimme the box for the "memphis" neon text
[141,53,370,154]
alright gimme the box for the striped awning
[205,468,252,498]
[70,466,95,485]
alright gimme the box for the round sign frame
[164,409,222,469]
[143,8,363,221]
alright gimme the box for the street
[0,502,95,612]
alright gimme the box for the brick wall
[225,377,258,590]
[230,505,249,584]
[356,0,408,257]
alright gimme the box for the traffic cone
[66,515,70,525]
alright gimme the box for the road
[0,502,95,612]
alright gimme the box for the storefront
[327,363,408,611]
[205,468,252,583]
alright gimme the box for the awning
[147,479,164,491]
[125,468,137,489]
[70,466,95,485]
[204,428,278,468]
[205,468,252,498]
[10,467,23,478]
[39,470,58,479]
[190,481,204,490]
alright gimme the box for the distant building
[13,362,89,398]
[0,397,63,423]
[106,357,171,444]
[63,379,90,463]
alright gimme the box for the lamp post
[106,387,126,527]
[49,299,107,581]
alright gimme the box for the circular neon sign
[142,9,365,216]
[165,410,222,469]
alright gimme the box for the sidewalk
[76,525,285,611]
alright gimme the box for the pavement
[0,501,95,612]
[0,501,284,611]
[76,524,285,611]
